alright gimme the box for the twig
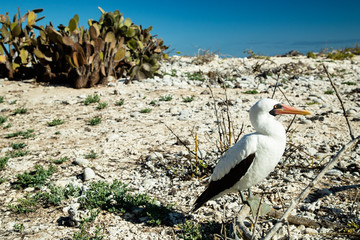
[277,191,291,238]
[285,115,297,134]
[323,64,355,140]
[234,205,253,240]
[251,194,264,240]
[208,85,224,152]
[263,135,360,240]
[164,123,203,161]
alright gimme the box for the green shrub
[159,95,173,101]
[47,118,64,126]
[306,51,317,59]
[140,108,152,113]
[96,102,108,109]
[11,142,27,149]
[115,99,125,106]
[327,51,354,60]
[0,116,8,125]
[84,94,100,105]
[88,117,102,125]
[84,150,97,159]
[6,129,35,139]
[182,96,194,103]
[13,108,27,115]
[0,156,10,170]
[244,90,258,94]
[52,156,69,164]
[14,165,57,189]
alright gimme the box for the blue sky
[2,0,360,57]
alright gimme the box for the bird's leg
[248,188,253,199]
[239,190,247,204]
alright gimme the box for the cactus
[0,7,168,87]
[0,8,45,79]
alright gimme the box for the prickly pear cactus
[0,7,168,87]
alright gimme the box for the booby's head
[250,98,310,136]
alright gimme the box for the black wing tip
[192,188,212,212]
[192,201,203,212]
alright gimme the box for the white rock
[326,169,343,177]
[147,152,163,161]
[107,133,119,142]
[74,158,89,167]
[83,167,95,181]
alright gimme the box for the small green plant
[96,102,108,109]
[78,180,171,225]
[6,129,35,139]
[164,69,177,77]
[73,223,104,240]
[13,223,24,233]
[11,142,27,149]
[9,100,17,105]
[306,51,317,59]
[324,89,334,94]
[47,118,65,126]
[244,90,258,94]
[14,165,57,189]
[185,72,206,81]
[327,51,354,60]
[182,96,194,103]
[342,81,356,85]
[0,116,8,125]
[0,177,6,184]
[115,99,125,106]
[13,108,28,115]
[159,95,173,101]
[306,101,318,105]
[84,150,97,159]
[0,156,10,170]
[3,123,11,129]
[177,220,202,240]
[52,156,69,164]
[84,94,100,105]
[8,193,42,213]
[9,150,29,158]
[0,96,4,103]
[55,131,61,135]
[88,117,102,125]
[140,108,152,113]
[149,100,157,106]
[42,184,81,206]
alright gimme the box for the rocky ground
[0,55,359,239]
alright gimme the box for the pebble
[74,158,89,167]
[83,167,95,181]
[325,169,343,177]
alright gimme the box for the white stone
[83,167,95,181]
[74,158,89,167]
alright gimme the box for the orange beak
[275,104,311,115]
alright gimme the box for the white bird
[193,98,310,211]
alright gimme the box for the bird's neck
[251,113,286,140]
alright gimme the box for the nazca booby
[193,98,310,211]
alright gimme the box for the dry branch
[263,135,360,240]
[323,64,355,140]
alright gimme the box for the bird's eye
[274,105,277,109]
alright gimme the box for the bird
[193,98,310,212]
